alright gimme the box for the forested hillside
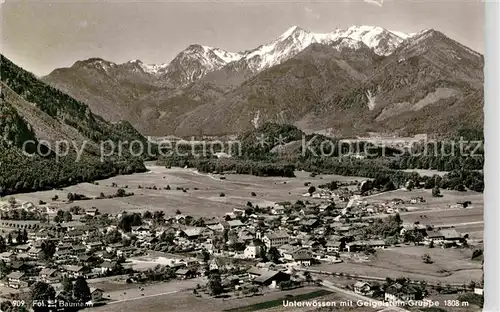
[0,55,149,196]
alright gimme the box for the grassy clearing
[400,169,448,177]
[88,287,331,312]
[366,188,483,239]
[318,247,482,285]
[10,165,362,216]
[223,290,333,312]
[366,189,483,209]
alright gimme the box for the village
[0,172,484,312]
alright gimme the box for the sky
[1,0,484,77]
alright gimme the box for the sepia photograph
[0,0,490,311]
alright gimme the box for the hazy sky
[1,0,484,77]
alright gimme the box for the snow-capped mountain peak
[211,47,243,63]
[329,37,367,52]
[115,45,243,84]
[278,25,305,40]
[389,30,415,40]
[156,44,245,86]
[120,59,169,75]
[242,26,318,71]
[179,44,243,63]
[235,25,415,72]
[316,25,411,56]
[139,63,170,75]
[72,25,421,86]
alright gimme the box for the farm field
[400,208,484,240]
[5,164,483,240]
[365,188,484,239]
[87,286,338,312]
[317,247,482,285]
[92,275,206,300]
[401,169,448,177]
[399,207,483,225]
[366,189,483,209]
[9,164,363,216]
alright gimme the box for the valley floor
[8,164,363,217]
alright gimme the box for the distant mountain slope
[157,44,244,88]
[173,30,483,137]
[42,45,243,129]
[174,42,379,136]
[42,58,165,124]
[233,25,409,73]
[42,26,483,138]
[0,55,148,195]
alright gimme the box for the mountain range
[0,54,148,195]
[42,25,484,137]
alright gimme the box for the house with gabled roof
[131,225,151,236]
[301,239,321,250]
[299,218,319,229]
[27,247,43,260]
[385,283,423,302]
[0,251,14,263]
[57,243,73,251]
[72,245,87,256]
[39,268,59,283]
[117,246,136,258]
[90,287,104,301]
[207,222,225,232]
[346,240,387,252]
[271,204,286,215]
[247,266,265,279]
[326,241,344,253]
[292,249,313,266]
[425,230,444,242]
[15,244,30,253]
[209,257,234,272]
[175,268,197,280]
[99,251,116,262]
[77,255,96,265]
[97,261,117,275]
[226,219,244,229]
[252,270,290,288]
[85,241,103,252]
[279,245,300,261]
[262,231,289,249]
[440,229,462,241]
[237,229,254,242]
[34,228,50,241]
[65,229,85,240]
[6,271,26,289]
[319,202,335,213]
[106,243,124,253]
[62,265,86,279]
[179,226,212,240]
[54,249,72,262]
[353,281,372,295]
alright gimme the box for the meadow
[317,246,482,285]
[8,165,363,217]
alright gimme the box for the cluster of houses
[0,220,117,301]
[352,281,424,303]
[0,186,471,306]
[400,223,466,247]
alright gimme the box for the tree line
[155,122,484,192]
